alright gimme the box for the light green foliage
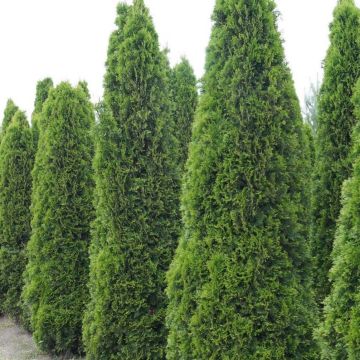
[317,79,360,360]
[166,0,317,358]
[31,78,53,149]
[170,58,198,170]
[22,82,94,355]
[83,1,180,358]
[1,99,19,135]
[311,0,360,304]
[0,111,34,322]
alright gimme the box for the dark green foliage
[311,0,360,304]
[317,79,360,360]
[170,58,198,170]
[22,82,94,355]
[1,99,19,135]
[83,1,179,358]
[32,78,53,148]
[166,0,317,358]
[0,111,34,321]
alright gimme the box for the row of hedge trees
[1,0,360,358]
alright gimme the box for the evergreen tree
[0,111,34,321]
[317,79,360,360]
[1,99,19,135]
[170,58,198,170]
[166,0,317,358]
[311,0,360,304]
[22,82,94,355]
[31,78,53,148]
[83,1,179,358]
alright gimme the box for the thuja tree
[1,99,19,135]
[170,58,198,170]
[166,0,317,358]
[32,78,53,148]
[22,82,94,355]
[317,79,360,360]
[0,111,34,321]
[83,1,179,358]
[311,0,360,304]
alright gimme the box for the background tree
[170,58,198,170]
[303,79,320,136]
[311,0,360,304]
[31,78,53,148]
[22,82,94,355]
[83,1,179,358]
[0,111,34,322]
[166,0,317,358]
[1,99,19,136]
[317,78,360,360]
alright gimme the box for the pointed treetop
[2,99,19,132]
[77,81,91,99]
[11,110,29,129]
[33,78,53,115]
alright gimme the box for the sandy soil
[0,316,51,360]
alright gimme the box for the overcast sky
[0,0,354,119]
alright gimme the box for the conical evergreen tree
[31,78,53,149]
[317,79,360,360]
[166,0,317,358]
[1,99,19,135]
[311,0,360,304]
[0,111,34,321]
[83,2,179,358]
[170,58,198,170]
[22,82,94,355]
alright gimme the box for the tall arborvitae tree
[1,99,19,135]
[317,79,360,360]
[22,82,94,355]
[170,58,198,170]
[166,0,317,358]
[311,0,360,304]
[31,78,53,148]
[83,2,179,358]
[0,111,34,321]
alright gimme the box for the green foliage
[32,78,53,149]
[304,79,320,136]
[166,0,317,358]
[170,58,198,170]
[83,1,179,358]
[1,99,19,135]
[317,78,360,360]
[0,111,34,321]
[22,82,94,355]
[311,0,360,304]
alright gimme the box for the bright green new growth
[317,79,360,360]
[1,99,19,135]
[31,78,53,149]
[22,82,94,355]
[170,58,198,170]
[166,0,317,358]
[311,0,360,304]
[83,1,179,358]
[0,111,34,322]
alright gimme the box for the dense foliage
[166,0,317,358]
[0,111,34,322]
[31,78,53,149]
[1,99,19,135]
[317,79,360,360]
[22,82,94,355]
[311,0,360,304]
[170,58,198,170]
[83,1,179,358]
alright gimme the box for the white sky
[0,0,355,119]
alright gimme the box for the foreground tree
[311,0,360,304]
[170,58,198,170]
[317,79,360,360]
[1,99,19,136]
[31,78,53,148]
[0,111,34,321]
[166,0,317,358]
[23,82,94,355]
[83,1,179,358]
